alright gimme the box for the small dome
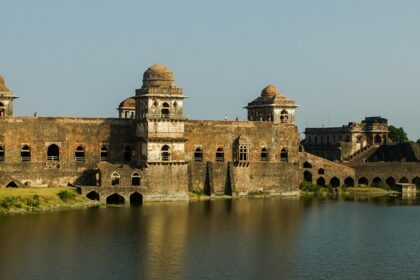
[0,75,9,91]
[261,84,280,97]
[142,63,175,88]
[119,97,136,108]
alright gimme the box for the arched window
[314,136,318,144]
[21,145,31,162]
[100,145,109,161]
[307,136,312,144]
[216,147,224,162]
[161,102,170,118]
[161,145,171,161]
[75,146,85,162]
[280,148,288,162]
[318,168,325,175]
[131,172,140,186]
[0,145,4,161]
[111,172,120,186]
[238,144,249,162]
[47,144,59,161]
[260,147,268,161]
[124,145,132,162]
[303,161,312,168]
[194,147,203,162]
[280,110,288,123]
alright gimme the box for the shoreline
[0,187,404,216]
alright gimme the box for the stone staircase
[343,145,379,162]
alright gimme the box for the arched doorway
[130,192,143,206]
[106,193,125,205]
[358,177,369,186]
[47,144,60,161]
[86,191,100,201]
[374,135,382,145]
[412,177,420,188]
[344,177,355,187]
[386,177,396,189]
[330,177,340,188]
[304,171,312,183]
[372,177,382,187]
[6,181,18,188]
[318,168,325,175]
[316,177,325,187]
[400,177,409,184]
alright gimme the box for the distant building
[303,117,389,161]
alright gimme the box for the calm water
[1,197,420,280]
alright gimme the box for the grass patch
[0,187,98,214]
[190,189,205,196]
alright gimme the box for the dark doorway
[304,171,312,183]
[131,172,140,186]
[358,177,369,186]
[386,177,397,189]
[86,191,100,201]
[6,181,18,188]
[330,177,340,188]
[318,168,325,175]
[317,177,325,187]
[344,177,355,187]
[372,177,382,187]
[303,162,312,168]
[106,193,125,205]
[130,192,143,206]
[412,177,420,188]
[374,135,382,145]
[400,177,409,184]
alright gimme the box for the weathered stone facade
[0,64,372,203]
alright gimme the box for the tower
[135,64,187,163]
[245,85,298,124]
[0,75,18,117]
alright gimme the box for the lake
[1,196,420,280]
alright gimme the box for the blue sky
[1,0,419,139]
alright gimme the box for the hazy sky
[1,0,419,139]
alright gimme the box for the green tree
[388,125,409,143]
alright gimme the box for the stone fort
[0,64,418,203]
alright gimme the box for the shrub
[300,181,318,192]
[190,189,204,196]
[26,195,41,207]
[58,190,76,202]
[0,196,18,209]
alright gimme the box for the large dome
[0,75,9,91]
[142,63,175,88]
[261,84,280,97]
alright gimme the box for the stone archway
[106,193,125,205]
[130,192,143,206]
[386,177,396,189]
[400,177,409,184]
[344,177,355,187]
[6,181,18,188]
[330,177,340,188]
[86,191,100,201]
[304,171,312,183]
[412,177,420,188]
[372,177,383,187]
[358,177,369,186]
[316,177,325,187]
